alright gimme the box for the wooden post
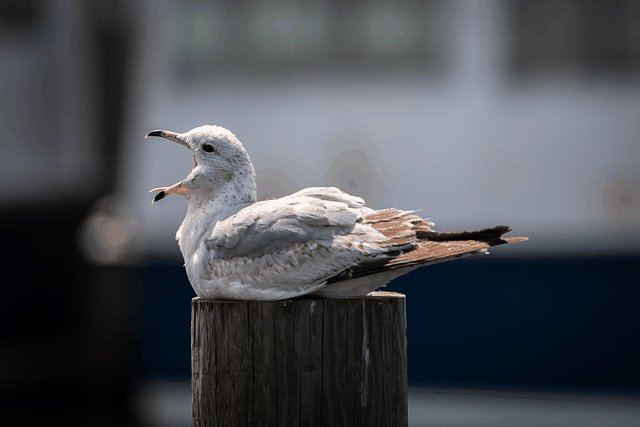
[191,291,408,427]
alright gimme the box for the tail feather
[325,212,527,288]
[417,225,512,246]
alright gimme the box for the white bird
[147,125,526,300]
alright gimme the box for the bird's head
[146,125,256,205]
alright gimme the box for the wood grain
[191,292,408,427]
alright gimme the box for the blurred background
[1,0,639,425]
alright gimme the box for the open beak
[145,129,191,149]
[148,182,190,204]
[146,129,192,204]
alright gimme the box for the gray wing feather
[206,188,362,259]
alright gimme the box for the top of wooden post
[192,291,405,303]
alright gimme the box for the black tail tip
[493,225,512,235]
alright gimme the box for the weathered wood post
[191,291,408,427]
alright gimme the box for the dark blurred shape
[174,0,448,78]
[509,0,640,77]
[135,262,194,380]
[393,256,640,390]
[0,0,137,424]
[81,0,133,196]
[0,0,40,29]
[0,209,139,425]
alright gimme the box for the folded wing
[205,187,372,259]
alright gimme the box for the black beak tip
[145,130,164,138]
[153,191,166,202]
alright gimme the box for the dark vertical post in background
[191,292,408,427]
[0,1,136,424]
[85,0,132,195]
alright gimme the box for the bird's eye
[202,144,215,153]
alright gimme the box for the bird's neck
[186,172,257,216]
[178,174,256,260]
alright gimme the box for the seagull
[146,125,526,300]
